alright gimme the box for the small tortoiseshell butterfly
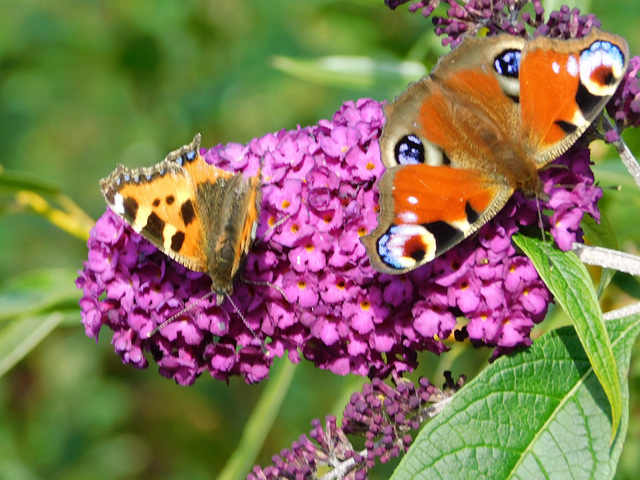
[362,29,629,274]
[100,134,262,305]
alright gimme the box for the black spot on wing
[141,212,165,240]
[184,150,198,164]
[465,202,480,224]
[555,120,578,134]
[422,204,477,258]
[171,231,185,252]
[591,66,616,88]
[123,197,139,221]
[180,199,196,226]
[426,221,465,258]
[153,198,160,207]
[406,244,426,263]
[166,195,175,205]
[103,189,116,205]
[575,81,602,118]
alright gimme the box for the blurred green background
[1,0,640,479]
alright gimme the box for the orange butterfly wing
[100,134,262,299]
[362,163,506,274]
[519,30,629,164]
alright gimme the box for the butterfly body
[363,29,629,274]
[100,134,262,304]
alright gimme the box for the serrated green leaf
[391,314,640,480]
[513,235,621,441]
[0,268,81,321]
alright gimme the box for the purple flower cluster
[78,93,604,384]
[250,376,458,479]
[532,5,600,39]
[385,0,601,46]
[249,417,353,480]
[608,56,640,132]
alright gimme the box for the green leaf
[270,55,426,91]
[581,213,618,296]
[592,158,640,193]
[0,268,81,321]
[0,167,59,195]
[390,314,640,480]
[513,235,621,441]
[0,312,67,377]
[0,268,80,377]
[581,213,619,252]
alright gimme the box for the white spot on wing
[163,224,178,250]
[570,109,587,127]
[449,218,472,233]
[133,205,152,230]
[175,185,192,204]
[398,211,418,223]
[424,142,444,167]
[566,55,578,77]
[112,193,125,215]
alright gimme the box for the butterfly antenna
[146,290,215,337]
[257,212,291,244]
[535,195,547,244]
[224,292,266,352]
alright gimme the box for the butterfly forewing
[518,30,629,166]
